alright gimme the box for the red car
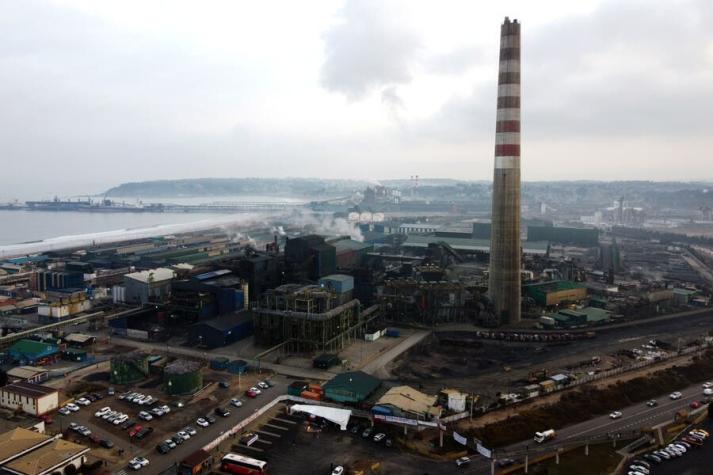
[39,414,53,424]
[245,389,258,398]
[690,401,703,409]
[128,424,143,437]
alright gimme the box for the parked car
[107,387,115,396]
[690,401,702,409]
[164,439,177,449]
[135,427,153,440]
[177,431,190,441]
[171,434,184,445]
[184,426,197,436]
[205,414,216,424]
[76,397,91,406]
[646,400,657,407]
[129,457,149,468]
[95,407,111,417]
[361,427,374,439]
[214,407,230,417]
[196,418,209,428]
[100,439,114,448]
[156,443,170,454]
[139,411,153,421]
[498,458,516,467]
[128,425,143,437]
[456,456,471,467]
[609,411,623,419]
[246,389,258,398]
[230,398,243,407]
[372,433,386,443]
[385,438,393,448]
[332,466,344,475]
[58,407,71,415]
[257,381,269,390]
[66,403,80,412]
[249,386,262,395]
[219,381,230,389]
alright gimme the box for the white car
[704,388,713,396]
[159,405,171,414]
[102,411,116,420]
[332,467,344,475]
[177,431,190,441]
[185,427,197,436]
[76,397,91,406]
[670,392,683,400]
[630,465,649,474]
[196,418,209,428]
[249,386,262,395]
[66,403,80,412]
[609,411,623,419]
[456,456,471,467]
[95,407,111,417]
[703,382,713,389]
[230,398,243,407]
[257,381,269,390]
[113,414,129,425]
[129,457,149,467]
[139,411,153,421]
[164,439,177,449]
[58,407,71,415]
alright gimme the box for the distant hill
[104,178,373,198]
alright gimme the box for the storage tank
[164,359,204,395]
[110,352,150,385]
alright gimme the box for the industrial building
[489,17,522,326]
[253,283,379,352]
[524,280,587,306]
[9,340,59,366]
[6,366,49,385]
[0,428,89,475]
[322,371,381,404]
[37,290,91,322]
[527,225,599,247]
[189,312,253,348]
[31,270,84,292]
[329,238,373,270]
[110,352,150,385]
[119,268,175,305]
[0,382,59,416]
[284,235,336,280]
[164,359,203,395]
[171,270,248,322]
[372,386,442,420]
[380,279,470,325]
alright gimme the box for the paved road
[361,330,430,377]
[465,382,712,474]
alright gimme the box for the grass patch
[516,443,622,475]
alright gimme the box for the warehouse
[329,238,373,269]
[8,340,60,366]
[0,428,89,475]
[0,382,59,416]
[6,367,49,385]
[322,371,381,404]
[63,333,95,348]
[524,280,587,306]
[372,386,442,420]
[189,313,253,348]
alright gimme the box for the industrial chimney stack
[489,17,521,325]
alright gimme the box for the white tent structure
[288,404,352,430]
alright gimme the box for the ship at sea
[24,197,165,212]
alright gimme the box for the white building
[0,382,59,416]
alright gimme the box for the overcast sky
[1,0,712,200]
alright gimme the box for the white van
[534,429,556,443]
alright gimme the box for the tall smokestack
[489,17,521,326]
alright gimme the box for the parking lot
[219,405,457,475]
[636,419,713,475]
[56,368,287,473]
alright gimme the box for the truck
[534,429,556,443]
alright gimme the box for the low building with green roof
[322,371,381,404]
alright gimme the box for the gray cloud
[415,0,713,142]
[320,0,422,99]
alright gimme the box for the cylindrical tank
[110,352,149,385]
[163,359,203,395]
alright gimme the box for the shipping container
[300,390,322,401]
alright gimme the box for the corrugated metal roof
[125,268,175,284]
[375,385,441,417]
[403,235,548,254]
